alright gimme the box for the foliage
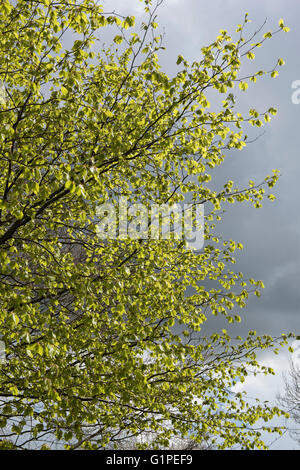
[0,0,292,449]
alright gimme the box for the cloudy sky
[101,0,300,449]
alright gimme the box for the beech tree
[0,0,293,450]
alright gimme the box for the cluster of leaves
[0,0,293,450]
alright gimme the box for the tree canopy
[0,0,293,450]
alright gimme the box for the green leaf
[12,313,19,325]
[239,82,248,91]
[113,35,123,44]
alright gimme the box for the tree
[0,0,293,450]
[277,358,300,445]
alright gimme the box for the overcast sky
[101,0,300,449]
